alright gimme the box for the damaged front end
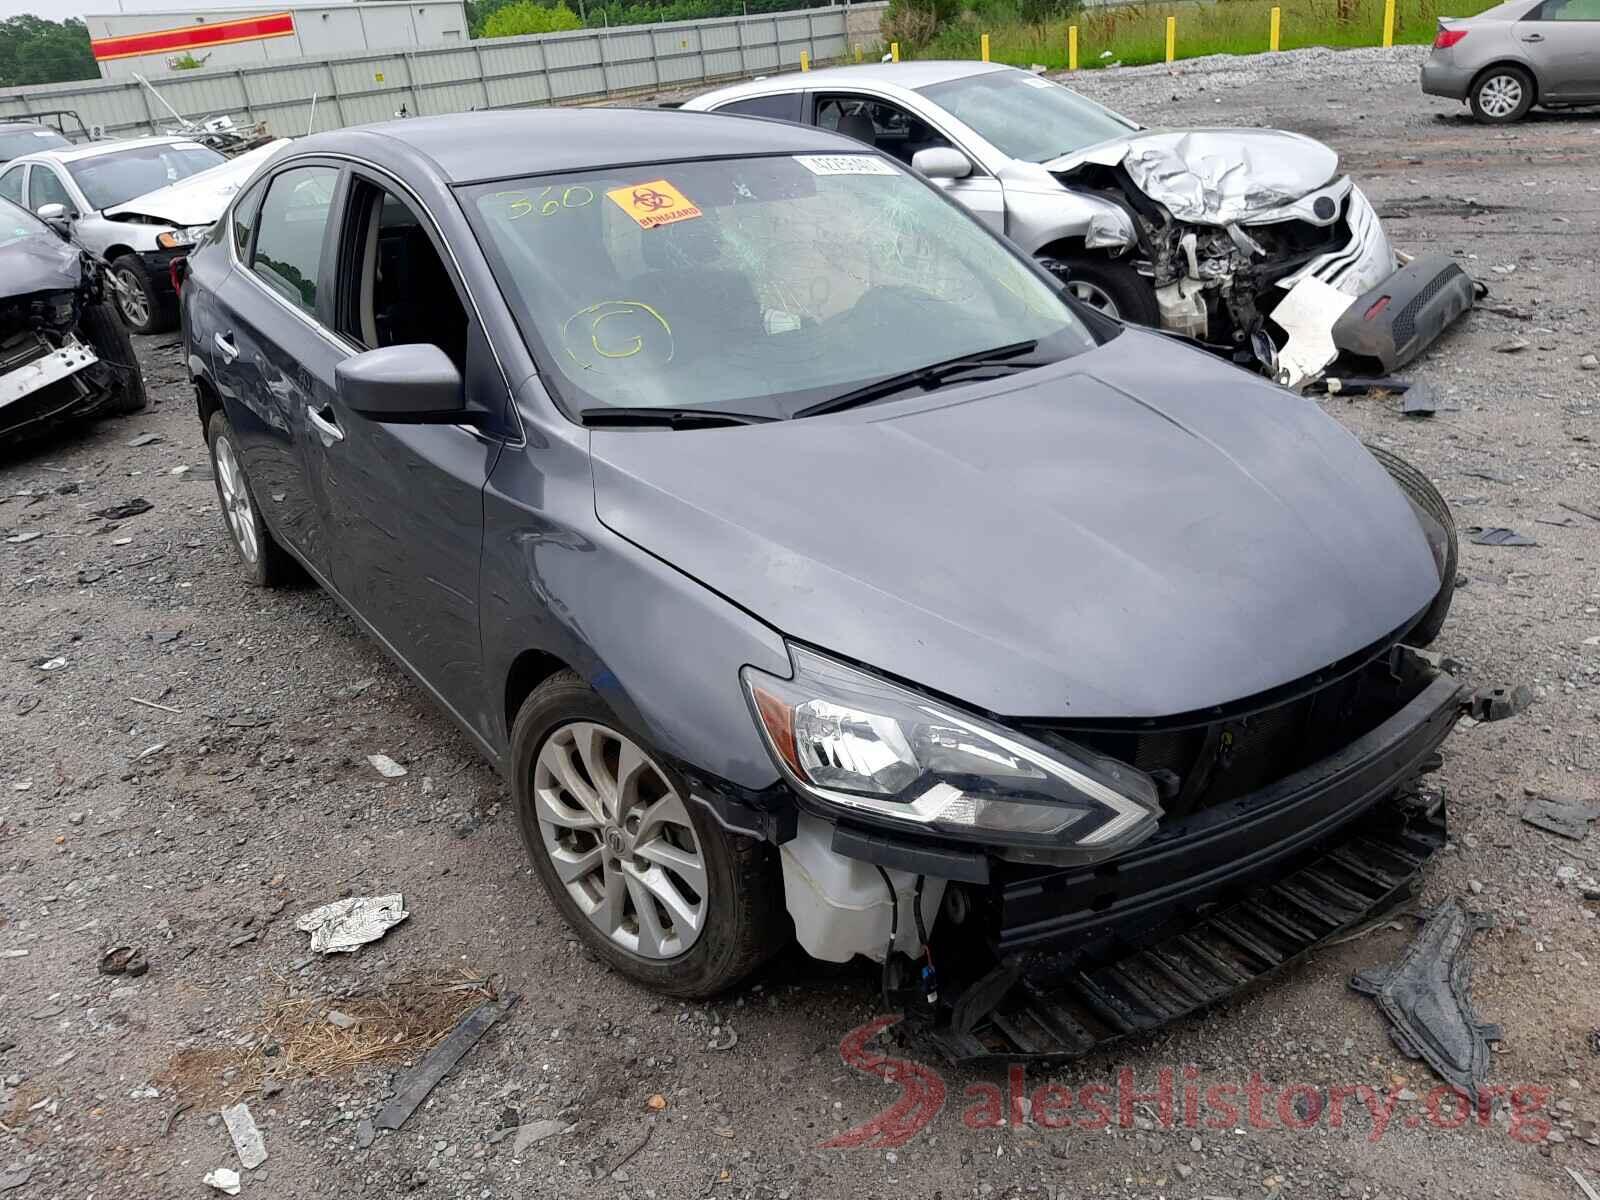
[767,639,1526,1066]
[0,202,143,442]
[1049,132,1472,386]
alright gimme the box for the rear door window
[250,165,339,316]
[0,166,23,205]
[1537,0,1600,17]
[714,93,804,123]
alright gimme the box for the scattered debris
[136,742,167,760]
[126,432,162,447]
[1571,1168,1600,1200]
[0,1167,33,1193]
[1401,380,1438,417]
[1351,899,1499,1105]
[1462,467,1512,484]
[4,531,41,544]
[202,1166,241,1195]
[164,1099,193,1136]
[512,1118,564,1156]
[647,1094,668,1111]
[36,656,67,671]
[374,993,519,1131]
[603,1122,654,1178]
[356,1118,376,1149]
[1492,337,1529,353]
[129,696,183,715]
[1580,354,1598,372]
[1560,501,1600,524]
[1465,526,1537,547]
[367,753,408,778]
[93,498,153,521]
[221,1101,267,1169]
[1522,796,1600,842]
[99,946,149,977]
[326,1009,358,1030]
[295,894,409,954]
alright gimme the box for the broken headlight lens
[742,647,1161,861]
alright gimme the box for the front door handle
[214,331,239,362]
[1521,32,1544,40]
[306,404,344,443]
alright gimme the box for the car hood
[1049,128,1340,225]
[590,330,1440,720]
[103,139,289,226]
[0,221,82,299]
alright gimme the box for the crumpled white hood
[104,138,290,226]
[1053,128,1341,225]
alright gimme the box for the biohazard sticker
[606,179,702,229]
[793,154,898,177]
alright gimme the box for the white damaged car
[685,62,1475,385]
[0,135,286,334]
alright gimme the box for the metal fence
[0,3,887,140]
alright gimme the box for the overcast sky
[1,0,357,20]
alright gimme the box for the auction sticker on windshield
[606,179,702,229]
[793,155,899,176]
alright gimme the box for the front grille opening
[1029,654,1433,821]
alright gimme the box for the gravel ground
[3,45,1599,1200]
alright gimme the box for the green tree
[0,16,97,87]
[481,0,584,36]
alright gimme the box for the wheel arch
[103,244,138,264]
[505,648,578,746]
[1470,59,1540,105]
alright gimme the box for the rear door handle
[213,331,239,362]
[1521,32,1544,40]
[306,404,344,443]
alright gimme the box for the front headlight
[156,224,211,250]
[742,647,1161,862]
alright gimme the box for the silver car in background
[1423,0,1600,122]
[684,62,1471,385]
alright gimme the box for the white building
[85,2,470,80]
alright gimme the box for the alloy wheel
[532,721,707,960]
[1478,74,1523,119]
[114,268,150,329]
[213,433,259,565]
[1066,278,1120,317]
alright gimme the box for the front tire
[511,671,784,998]
[79,300,146,414]
[1469,65,1534,124]
[109,254,176,335]
[1367,444,1457,647]
[206,410,294,587]
[1044,254,1161,326]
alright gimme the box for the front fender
[1001,182,1137,257]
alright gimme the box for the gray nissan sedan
[180,109,1515,1056]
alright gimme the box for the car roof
[0,121,63,133]
[692,59,1009,102]
[14,135,197,165]
[293,107,878,185]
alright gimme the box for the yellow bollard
[1068,24,1078,69]
[891,41,900,62]
[800,49,810,71]
[855,43,862,62]
[1270,5,1280,50]
[1165,14,1176,62]
[981,32,990,62]
[1382,0,1395,46]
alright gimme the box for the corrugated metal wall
[0,4,885,140]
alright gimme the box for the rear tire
[206,409,294,587]
[1367,444,1456,647]
[109,254,176,335]
[79,300,146,414]
[511,671,785,998]
[1469,65,1534,124]
[1044,254,1161,326]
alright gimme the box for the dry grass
[158,968,497,1105]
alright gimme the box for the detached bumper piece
[1331,254,1476,375]
[930,797,1445,1065]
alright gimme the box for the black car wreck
[175,109,1525,1065]
[1,198,145,443]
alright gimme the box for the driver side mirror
[35,201,75,226]
[912,147,972,181]
[335,343,466,423]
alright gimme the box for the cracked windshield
[464,153,1095,418]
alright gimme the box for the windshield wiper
[580,406,778,430]
[793,340,1041,419]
